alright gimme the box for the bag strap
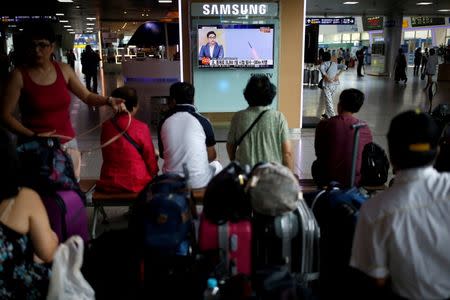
[111,117,143,155]
[235,110,269,147]
[320,62,332,76]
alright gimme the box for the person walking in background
[413,47,422,76]
[320,51,347,118]
[66,49,76,69]
[421,48,429,73]
[423,48,439,91]
[227,74,293,170]
[356,46,367,77]
[81,44,100,93]
[344,48,351,68]
[394,48,407,84]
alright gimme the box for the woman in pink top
[0,23,126,177]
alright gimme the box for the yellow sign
[403,20,409,28]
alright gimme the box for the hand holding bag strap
[235,110,269,147]
[111,117,143,155]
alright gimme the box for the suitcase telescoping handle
[350,123,367,187]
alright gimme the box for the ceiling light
[343,1,358,4]
[124,11,127,14]
[158,0,172,3]
[417,2,433,5]
[75,5,80,9]
[63,25,72,28]
[86,31,93,33]
[86,23,95,26]
[69,32,75,34]
[56,13,65,16]
[86,27,93,30]
[86,17,96,20]
[59,20,69,23]
[67,29,74,31]
[58,0,73,2]
[438,8,450,11]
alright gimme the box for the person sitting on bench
[97,86,158,193]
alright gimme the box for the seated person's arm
[282,140,294,171]
[207,146,217,163]
[226,143,236,161]
[26,189,59,263]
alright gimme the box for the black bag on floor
[203,162,252,224]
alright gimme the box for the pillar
[383,14,403,77]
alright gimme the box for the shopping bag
[47,236,95,300]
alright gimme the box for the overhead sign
[363,17,383,31]
[1,15,57,23]
[306,18,355,25]
[411,17,445,27]
[191,3,278,17]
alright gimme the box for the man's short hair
[111,86,138,112]
[387,110,441,170]
[207,31,216,38]
[243,74,276,107]
[322,52,331,62]
[339,89,365,113]
[170,82,195,105]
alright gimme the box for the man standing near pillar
[356,46,366,77]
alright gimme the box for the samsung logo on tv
[203,4,267,16]
[192,3,278,17]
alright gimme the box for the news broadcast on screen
[198,24,274,68]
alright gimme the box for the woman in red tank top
[0,22,126,141]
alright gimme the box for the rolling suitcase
[42,190,89,243]
[252,200,320,284]
[310,123,369,298]
[310,69,320,85]
[198,215,252,276]
[303,69,311,85]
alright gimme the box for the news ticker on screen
[199,57,273,68]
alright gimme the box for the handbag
[17,137,79,194]
[47,236,95,300]
[318,62,332,89]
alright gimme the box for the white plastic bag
[47,235,95,300]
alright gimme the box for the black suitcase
[252,200,320,285]
[310,69,320,85]
[303,69,311,85]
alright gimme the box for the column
[383,14,403,77]
[279,0,305,129]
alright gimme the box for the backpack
[132,173,192,256]
[203,162,252,224]
[360,142,390,186]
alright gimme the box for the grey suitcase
[303,69,311,85]
[252,199,320,284]
[310,69,320,85]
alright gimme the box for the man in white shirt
[423,48,439,91]
[158,82,222,188]
[350,110,450,300]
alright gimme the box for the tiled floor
[71,63,449,234]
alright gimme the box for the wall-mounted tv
[198,24,274,68]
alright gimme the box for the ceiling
[1,0,449,37]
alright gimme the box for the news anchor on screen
[199,31,224,59]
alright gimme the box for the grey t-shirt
[227,106,289,167]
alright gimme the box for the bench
[79,179,138,238]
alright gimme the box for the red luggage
[198,214,252,276]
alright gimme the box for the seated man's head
[337,89,365,114]
[169,82,195,107]
[243,74,276,107]
[388,110,440,171]
[111,86,138,115]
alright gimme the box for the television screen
[198,24,274,68]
